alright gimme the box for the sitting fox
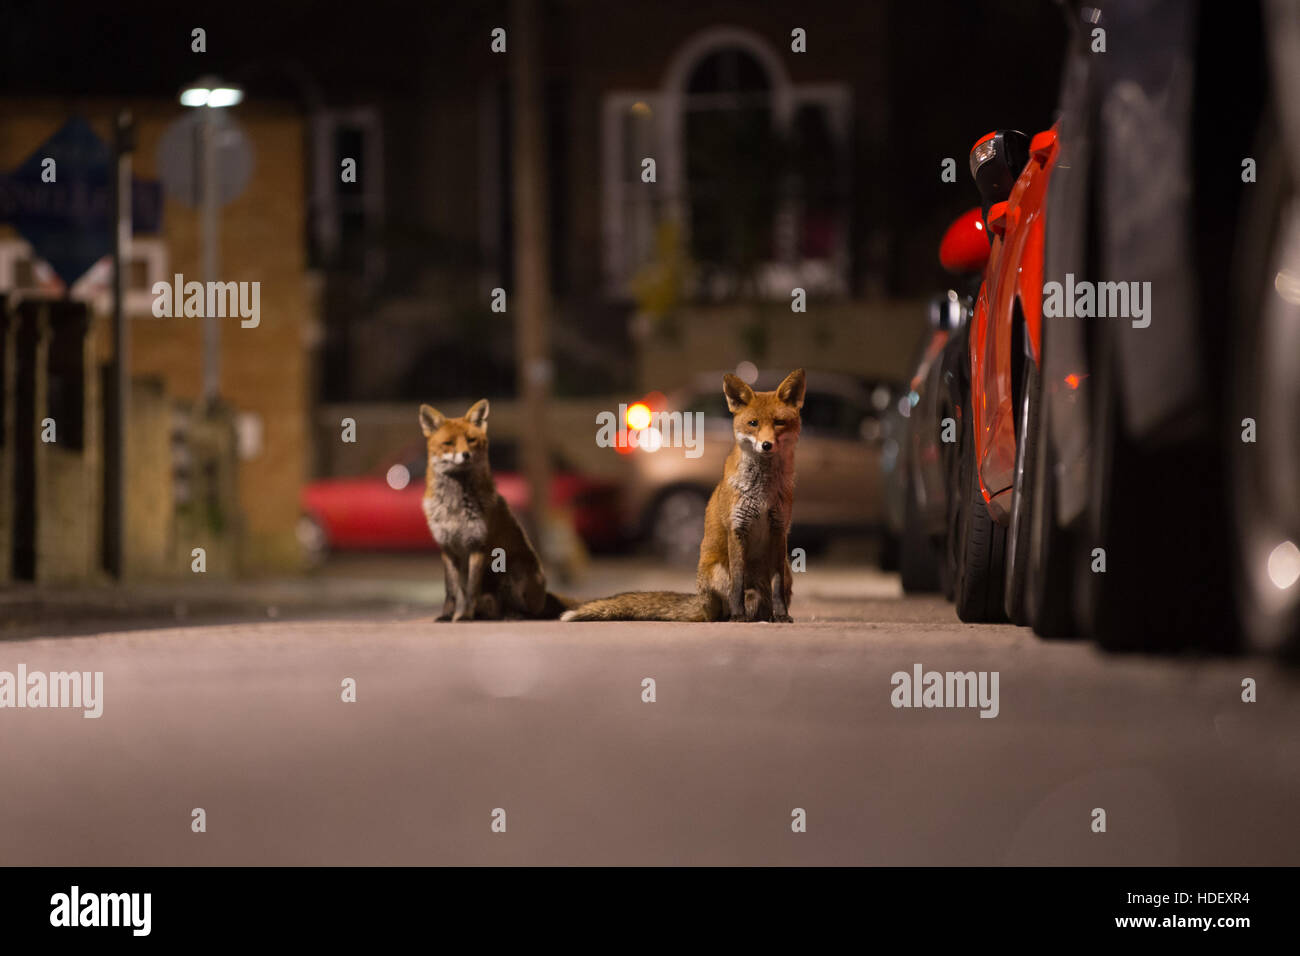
[563,368,806,623]
[420,400,570,621]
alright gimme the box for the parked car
[299,438,623,561]
[950,0,1300,657]
[947,124,1057,625]
[882,282,976,593]
[622,370,895,563]
[1021,0,1299,655]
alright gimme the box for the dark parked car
[882,287,974,592]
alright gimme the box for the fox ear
[723,374,755,412]
[419,404,445,436]
[777,368,806,409]
[465,399,490,429]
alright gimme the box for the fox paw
[773,613,793,623]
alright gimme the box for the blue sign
[0,116,162,287]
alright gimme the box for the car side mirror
[969,129,1030,221]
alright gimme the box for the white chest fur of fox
[422,483,488,553]
[727,452,787,551]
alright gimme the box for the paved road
[1,562,1297,865]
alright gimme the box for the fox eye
[748,419,758,427]
[774,419,786,427]
[442,440,453,447]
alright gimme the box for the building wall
[124,377,172,578]
[554,1,891,300]
[35,308,102,582]
[0,99,314,575]
[636,299,927,395]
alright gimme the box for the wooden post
[510,0,555,548]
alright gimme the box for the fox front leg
[769,514,793,623]
[455,550,488,622]
[726,528,748,621]
[439,551,462,622]
[437,552,459,621]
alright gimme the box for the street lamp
[179,76,243,406]
[179,77,244,109]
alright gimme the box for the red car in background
[299,438,623,560]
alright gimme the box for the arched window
[683,47,778,295]
[602,28,851,300]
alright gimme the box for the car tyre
[1004,344,1038,624]
[953,416,1008,622]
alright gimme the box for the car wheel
[1084,332,1235,653]
[1004,343,1038,624]
[650,487,708,565]
[296,513,329,568]
[953,416,1008,622]
[942,410,964,603]
[1025,366,1080,639]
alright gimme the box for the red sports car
[299,438,623,559]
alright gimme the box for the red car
[950,126,1059,624]
[299,438,623,559]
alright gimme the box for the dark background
[0,0,1067,400]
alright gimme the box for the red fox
[563,368,806,623]
[419,400,570,620]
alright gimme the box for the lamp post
[179,76,243,407]
[104,110,134,579]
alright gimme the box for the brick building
[0,100,315,580]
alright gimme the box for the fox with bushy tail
[420,399,573,621]
[563,369,805,623]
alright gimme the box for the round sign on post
[156,111,254,207]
